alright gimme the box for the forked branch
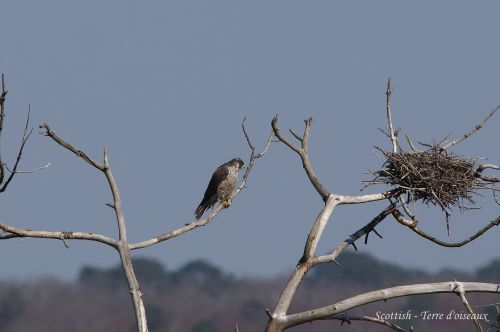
[267,203,397,331]
[282,281,498,329]
[1,116,272,332]
[38,123,148,332]
[271,116,329,201]
[129,119,273,250]
[0,106,33,192]
[313,204,394,265]
[455,282,484,332]
[267,81,499,331]
[0,74,37,193]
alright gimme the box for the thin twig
[241,117,255,150]
[270,115,301,154]
[289,129,303,142]
[0,233,21,240]
[441,105,499,150]
[39,123,105,170]
[384,80,422,229]
[405,134,420,152]
[0,73,7,185]
[325,313,405,332]
[129,119,273,250]
[255,131,274,158]
[0,106,34,192]
[385,78,397,154]
[3,162,51,174]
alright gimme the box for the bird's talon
[222,199,232,208]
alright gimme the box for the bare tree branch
[455,282,485,332]
[0,109,33,192]
[0,232,20,240]
[391,208,420,228]
[37,124,149,332]
[313,204,394,265]
[2,116,271,331]
[393,210,500,247]
[267,203,395,331]
[270,116,302,155]
[385,78,398,154]
[441,105,499,150]
[399,197,418,226]
[0,220,117,248]
[405,134,420,152]
[129,202,227,250]
[268,114,401,331]
[477,163,500,173]
[325,313,405,332]
[3,161,51,174]
[271,116,330,201]
[282,281,500,329]
[129,120,273,250]
[268,196,338,322]
[289,129,303,142]
[0,75,40,193]
[300,196,338,264]
[0,73,7,185]
[336,190,399,205]
[39,123,105,170]
[476,163,500,183]
[382,83,422,230]
[266,83,499,331]
[101,149,148,331]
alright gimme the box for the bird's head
[229,157,244,170]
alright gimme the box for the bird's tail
[194,203,206,220]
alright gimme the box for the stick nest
[368,145,484,213]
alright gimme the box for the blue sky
[0,1,499,280]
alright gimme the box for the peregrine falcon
[194,158,245,220]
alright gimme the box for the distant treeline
[1,252,499,331]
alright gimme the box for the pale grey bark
[284,281,498,329]
[0,115,272,332]
[266,86,499,331]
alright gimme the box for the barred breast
[217,166,239,202]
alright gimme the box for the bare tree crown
[0,75,498,332]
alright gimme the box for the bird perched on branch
[195,158,245,220]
